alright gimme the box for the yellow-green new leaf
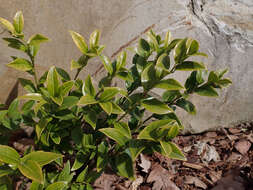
[7,58,32,71]
[60,81,74,96]
[21,151,63,166]
[18,160,43,184]
[167,142,186,161]
[111,102,125,114]
[78,94,98,106]
[89,30,100,49]
[28,34,49,44]
[114,122,131,139]
[99,55,113,75]
[99,87,121,102]
[47,66,60,97]
[154,79,184,90]
[0,17,14,33]
[116,51,127,70]
[83,75,96,96]
[70,60,82,70]
[13,11,24,34]
[99,102,112,115]
[19,93,44,102]
[141,98,173,114]
[69,30,88,54]
[160,141,172,156]
[46,182,67,190]
[0,145,20,165]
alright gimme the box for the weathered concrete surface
[0,0,253,133]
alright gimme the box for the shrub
[0,11,231,189]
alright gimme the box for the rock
[234,140,251,155]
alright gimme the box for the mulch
[93,122,253,190]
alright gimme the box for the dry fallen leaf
[139,154,151,173]
[195,142,220,163]
[208,171,222,184]
[147,164,179,190]
[234,140,251,155]
[93,173,117,190]
[131,176,143,190]
[184,176,208,189]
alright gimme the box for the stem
[74,68,82,80]
[143,114,153,124]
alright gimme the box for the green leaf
[156,53,170,71]
[69,31,88,54]
[58,161,71,182]
[89,30,100,49]
[60,81,74,96]
[83,75,95,96]
[116,153,134,180]
[99,102,112,115]
[99,55,113,75]
[128,139,145,161]
[35,117,52,140]
[18,160,43,184]
[60,96,79,110]
[164,30,171,48]
[83,110,97,130]
[78,94,98,106]
[176,98,196,115]
[51,95,63,106]
[208,71,219,83]
[99,128,129,146]
[218,78,232,87]
[21,151,63,166]
[19,93,44,101]
[174,38,187,63]
[154,79,184,90]
[7,58,32,71]
[70,60,82,70]
[19,78,36,93]
[30,181,43,190]
[136,38,150,57]
[141,98,173,114]
[76,165,88,182]
[167,125,180,139]
[176,61,206,71]
[187,39,199,55]
[114,122,131,139]
[71,151,87,171]
[116,71,133,82]
[0,17,14,33]
[195,85,218,97]
[99,87,120,102]
[2,38,26,51]
[160,141,172,156]
[138,119,174,141]
[111,102,125,114]
[167,142,186,161]
[0,145,20,165]
[13,11,24,34]
[0,166,13,178]
[141,63,156,83]
[50,132,61,144]
[162,90,180,102]
[116,51,127,70]
[97,142,108,172]
[28,34,49,57]
[147,31,159,51]
[56,67,71,81]
[47,66,60,97]
[8,99,20,119]
[46,182,67,190]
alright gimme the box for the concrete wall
[0,0,253,133]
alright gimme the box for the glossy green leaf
[89,30,100,49]
[99,128,129,146]
[162,90,180,102]
[35,117,52,140]
[116,71,133,82]
[128,139,145,161]
[167,142,186,161]
[154,79,184,90]
[111,102,125,114]
[19,78,36,93]
[83,110,97,130]
[99,102,112,115]
[47,66,60,97]
[2,38,26,51]
[0,17,14,33]
[60,81,74,96]
[58,161,71,182]
[176,61,206,71]
[99,87,120,102]
[114,122,131,139]
[164,30,171,48]
[13,11,24,33]
[30,181,43,190]
[141,63,155,83]
[218,78,232,87]
[50,132,61,144]
[21,151,63,166]
[28,34,49,44]
[141,98,173,114]
[174,38,187,63]
[56,67,71,81]
[147,31,159,51]
[19,93,44,102]
[69,31,88,54]
[0,145,20,165]
[176,98,196,115]
[160,141,172,156]
[51,95,63,106]
[136,38,150,57]
[187,39,199,55]
[83,75,95,96]
[167,125,180,139]
[60,96,79,110]
[156,53,170,71]
[18,160,43,184]
[76,165,88,182]
[116,51,127,70]
[78,94,98,106]
[46,182,67,190]
[116,153,134,180]
[97,142,108,172]
[208,71,219,83]
[71,151,86,171]
[99,55,113,75]
[8,99,20,119]
[195,85,218,97]
[7,58,32,71]
[138,119,174,141]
